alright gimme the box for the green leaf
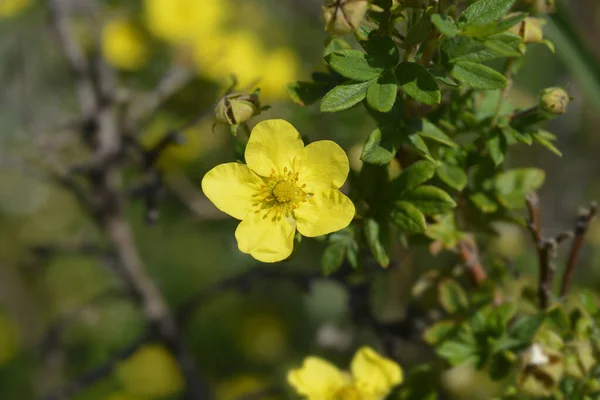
[325,50,385,81]
[396,62,441,105]
[509,315,544,344]
[405,12,433,45]
[360,128,397,165]
[436,340,478,366]
[431,14,459,37]
[423,320,458,345]
[402,186,456,216]
[366,75,398,112]
[547,305,570,336]
[324,37,352,56]
[486,131,508,166]
[459,0,516,27]
[470,192,498,213]
[438,279,469,314]
[495,168,545,209]
[443,36,503,63]
[359,34,400,66]
[533,131,562,156]
[580,290,598,316]
[287,81,331,106]
[388,160,437,197]
[502,125,532,145]
[405,133,434,161]
[437,163,467,191]
[320,80,371,112]
[364,218,390,268]
[412,118,458,147]
[462,13,527,37]
[321,242,346,276]
[451,61,507,90]
[390,201,427,234]
[483,39,522,58]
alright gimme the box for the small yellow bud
[322,0,369,36]
[539,87,570,115]
[510,17,545,44]
[215,92,262,126]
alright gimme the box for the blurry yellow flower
[195,31,264,90]
[260,48,299,100]
[117,344,184,398]
[201,119,355,263]
[240,313,288,363]
[0,0,31,18]
[144,0,226,44]
[288,347,403,400]
[102,19,148,71]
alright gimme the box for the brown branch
[457,239,488,286]
[525,192,553,308]
[525,193,575,308]
[45,0,210,398]
[46,0,97,116]
[560,202,598,297]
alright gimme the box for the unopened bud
[510,17,545,44]
[539,87,570,116]
[215,92,261,127]
[322,0,368,36]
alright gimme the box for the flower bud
[539,87,570,116]
[510,17,545,44]
[322,0,368,36]
[215,92,261,127]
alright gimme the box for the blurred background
[1,0,600,399]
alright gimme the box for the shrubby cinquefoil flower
[202,119,355,263]
[288,347,403,399]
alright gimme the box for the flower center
[252,167,311,220]
[334,385,362,400]
[272,180,299,203]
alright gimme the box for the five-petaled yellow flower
[288,347,403,400]
[201,119,355,263]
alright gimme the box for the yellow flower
[102,19,148,71]
[144,0,226,44]
[261,48,299,100]
[194,31,265,90]
[201,119,355,263]
[117,344,184,398]
[288,347,403,400]
[0,0,31,18]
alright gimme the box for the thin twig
[526,192,552,308]
[560,202,598,296]
[126,66,196,132]
[457,239,488,286]
[46,0,97,116]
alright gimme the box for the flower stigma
[253,167,310,221]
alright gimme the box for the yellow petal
[201,163,262,220]
[350,347,403,397]
[287,357,347,397]
[296,140,350,191]
[245,119,304,177]
[295,190,355,237]
[235,210,295,263]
